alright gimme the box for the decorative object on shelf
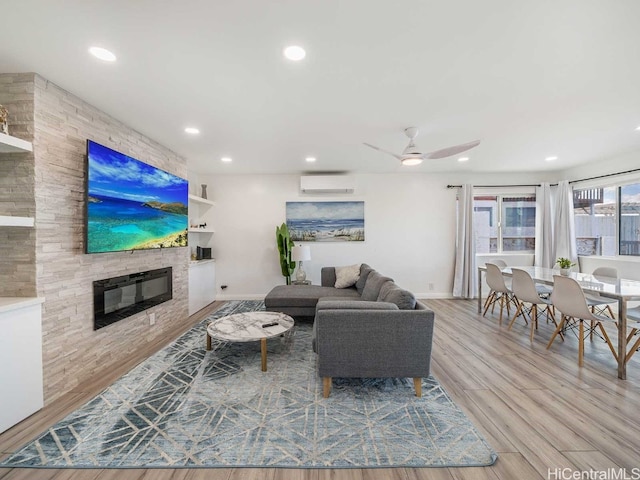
[291,244,311,283]
[0,105,8,135]
[555,257,575,276]
[201,184,208,199]
[286,201,365,242]
[276,223,296,285]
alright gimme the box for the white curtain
[534,182,554,268]
[553,180,577,263]
[453,184,476,298]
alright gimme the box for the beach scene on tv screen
[87,141,188,253]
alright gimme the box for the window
[474,195,536,253]
[573,182,640,256]
[620,183,640,256]
[573,187,616,256]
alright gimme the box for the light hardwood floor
[1,298,639,480]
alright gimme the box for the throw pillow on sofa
[355,263,374,294]
[361,271,394,301]
[377,281,417,310]
[334,264,361,288]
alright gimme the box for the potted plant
[555,257,575,276]
[276,223,296,285]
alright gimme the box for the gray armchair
[313,300,435,397]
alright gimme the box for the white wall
[560,149,640,186]
[196,171,555,300]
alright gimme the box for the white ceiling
[1,0,640,176]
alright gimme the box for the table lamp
[291,245,311,282]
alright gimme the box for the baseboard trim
[215,294,266,301]
[415,293,455,299]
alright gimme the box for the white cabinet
[0,297,44,433]
[189,260,216,315]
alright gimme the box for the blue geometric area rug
[1,300,497,469]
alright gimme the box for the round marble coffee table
[205,311,294,372]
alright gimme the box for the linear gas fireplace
[93,267,172,330]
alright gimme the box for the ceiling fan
[364,127,480,166]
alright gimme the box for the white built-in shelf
[188,228,215,234]
[0,132,33,153]
[0,215,35,227]
[188,194,215,207]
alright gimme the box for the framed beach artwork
[286,201,365,242]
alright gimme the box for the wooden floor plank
[361,468,407,480]
[490,386,594,452]
[228,468,275,480]
[92,469,142,480]
[562,451,620,472]
[1,469,62,480]
[273,468,318,480]
[525,387,638,468]
[51,470,103,480]
[404,467,455,480]
[317,469,364,480]
[183,469,232,480]
[484,452,543,480]
[463,389,578,477]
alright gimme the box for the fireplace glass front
[93,267,172,330]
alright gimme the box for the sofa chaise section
[264,284,360,317]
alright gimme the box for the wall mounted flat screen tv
[86,140,189,254]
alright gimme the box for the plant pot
[560,268,570,276]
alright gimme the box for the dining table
[477,265,640,380]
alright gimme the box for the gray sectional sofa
[265,264,435,397]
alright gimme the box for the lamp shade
[291,245,311,262]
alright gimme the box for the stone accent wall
[2,73,190,404]
[0,73,37,296]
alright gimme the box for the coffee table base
[205,334,271,372]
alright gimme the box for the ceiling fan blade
[363,142,403,161]
[424,140,481,160]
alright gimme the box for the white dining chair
[546,275,618,367]
[487,259,507,269]
[621,306,640,365]
[585,266,618,319]
[483,263,517,325]
[508,268,558,342]
[486,259,512,290]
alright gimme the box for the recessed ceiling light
[89,46,116,62]
[283,45,306,61]
[635,126,640,131]
[184,127,200,135]
[458,157,469,162]
[221,157,232,163]
[545,156,558,162]
[305,156,316,163]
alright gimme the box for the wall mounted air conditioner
[300,175,355,193]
